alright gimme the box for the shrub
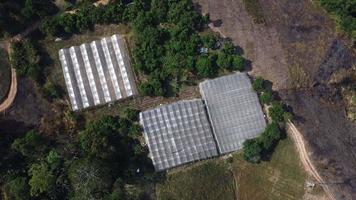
[268,102,285,123]
[252,77,264,92]
[243,139,262,163]
[259,90,273,104]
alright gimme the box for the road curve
[0,68,17,113]
[287,122,336,200]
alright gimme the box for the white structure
[59,34,137,111]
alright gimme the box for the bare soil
[194,0,356,199]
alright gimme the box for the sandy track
[0,69,17,113]
[0,21,40,113]
[287,122,336,200]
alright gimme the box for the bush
[268,102,285,123]
[28,162,55,197]
[232,55,245,71]
[196,56,216,78]
[252,77,264,92]
[243,139,262,163]
[124,108,140,121]
[4,176,30,200]
[12,130,46,158]
[259,90,273,104]
[42,82,63,101]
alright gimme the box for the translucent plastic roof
[140,99,218,171]
[200,73,267,154]
[58,34,137,111]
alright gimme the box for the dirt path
[287,122,336,200]
[0,69,17,113]
[0,21,40,113]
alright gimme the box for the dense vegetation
[243,77,292,163]
[319,0,356,39]
[10,40,42,83]
[41,0,246,97]
[1,110,154,199]
[0,0,58,37]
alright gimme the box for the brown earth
[194,0,356,199]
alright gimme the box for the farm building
[200,73,266,154]
[58,34,137,111]
[140,72,266,171]
[139,99,218,171]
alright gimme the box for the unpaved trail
[287,122,335,200]
[0,21,40,113]
[0,69,17,113]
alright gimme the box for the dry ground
[194,0,356,199]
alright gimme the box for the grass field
[0,48,11,101]
[232,138,306,200]
[156,138,308,200]
[156,160,236,200]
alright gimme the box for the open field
[0,48,11,101]
[155,138,326,200]
[233,138,306,200]
[156,160,235,200]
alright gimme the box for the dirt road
[287,122,335,200]
[0,21,40,113]
[0,69,17,113]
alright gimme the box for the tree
[46,150,61,170]
[269,102,285,122]
[232,55,245,71]
[79,116,130,160]
[124,108,140,121]
[28,162,55,197]
[12,130,46,158]
[259,122,281,150]
[252,77,264,92]
[201,34,217,49]
[68,158,113,200]
[216,53,232,69]
[259,90,273,105]
[4,176,30,200]
[243,139,262,163]
[196,56,216,78]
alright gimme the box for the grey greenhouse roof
[200,72,266,154]
[58,34,137,111]
[139,99,218,171]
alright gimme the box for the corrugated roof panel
[200,72,267,154]
[140,99,218,171]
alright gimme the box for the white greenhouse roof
[200,73,266,154]
[59,34,137,111]
[139,99,218,171]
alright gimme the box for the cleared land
[0,48,11,101]
[233,138,306,200]
[156,138,324,200]
[156,160,235,200]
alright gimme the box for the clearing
[156,138,326,200]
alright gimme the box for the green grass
[243,0,266,24]
[232,138,306,200]
[156,160,236,200]
[0,48,11,101]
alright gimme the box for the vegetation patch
[242,0,266,24]
[318,0,356,39]
[233,139,306,200]
[0,48,11,101]
[156,160,235,200]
